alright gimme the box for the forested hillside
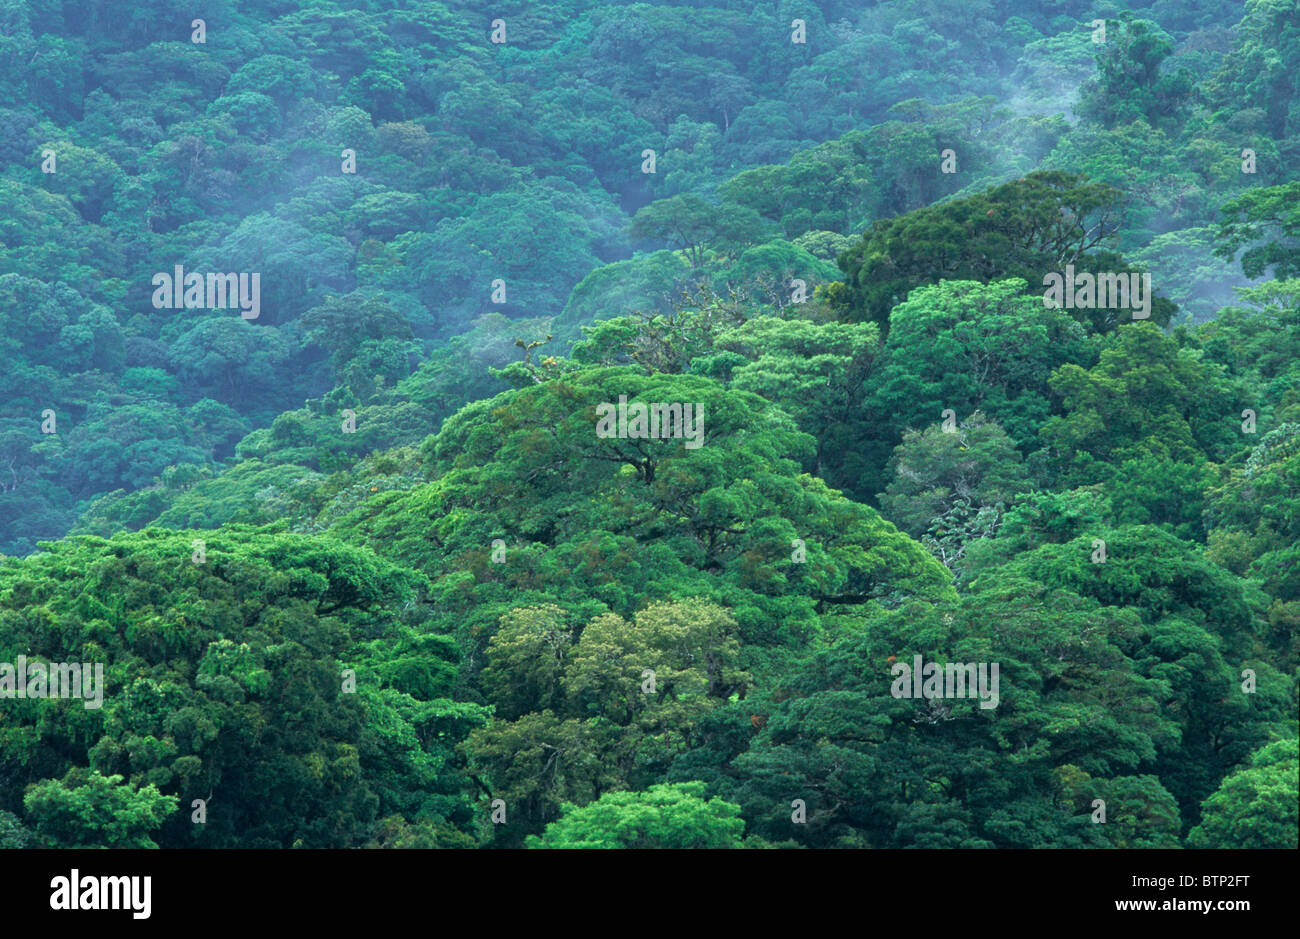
[0,0,1296,850]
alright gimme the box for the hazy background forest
[0,0,1296,849]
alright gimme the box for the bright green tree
[525,781,745,848]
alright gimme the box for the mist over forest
[0,0,1296,852]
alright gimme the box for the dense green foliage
[0,0,1295,849]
